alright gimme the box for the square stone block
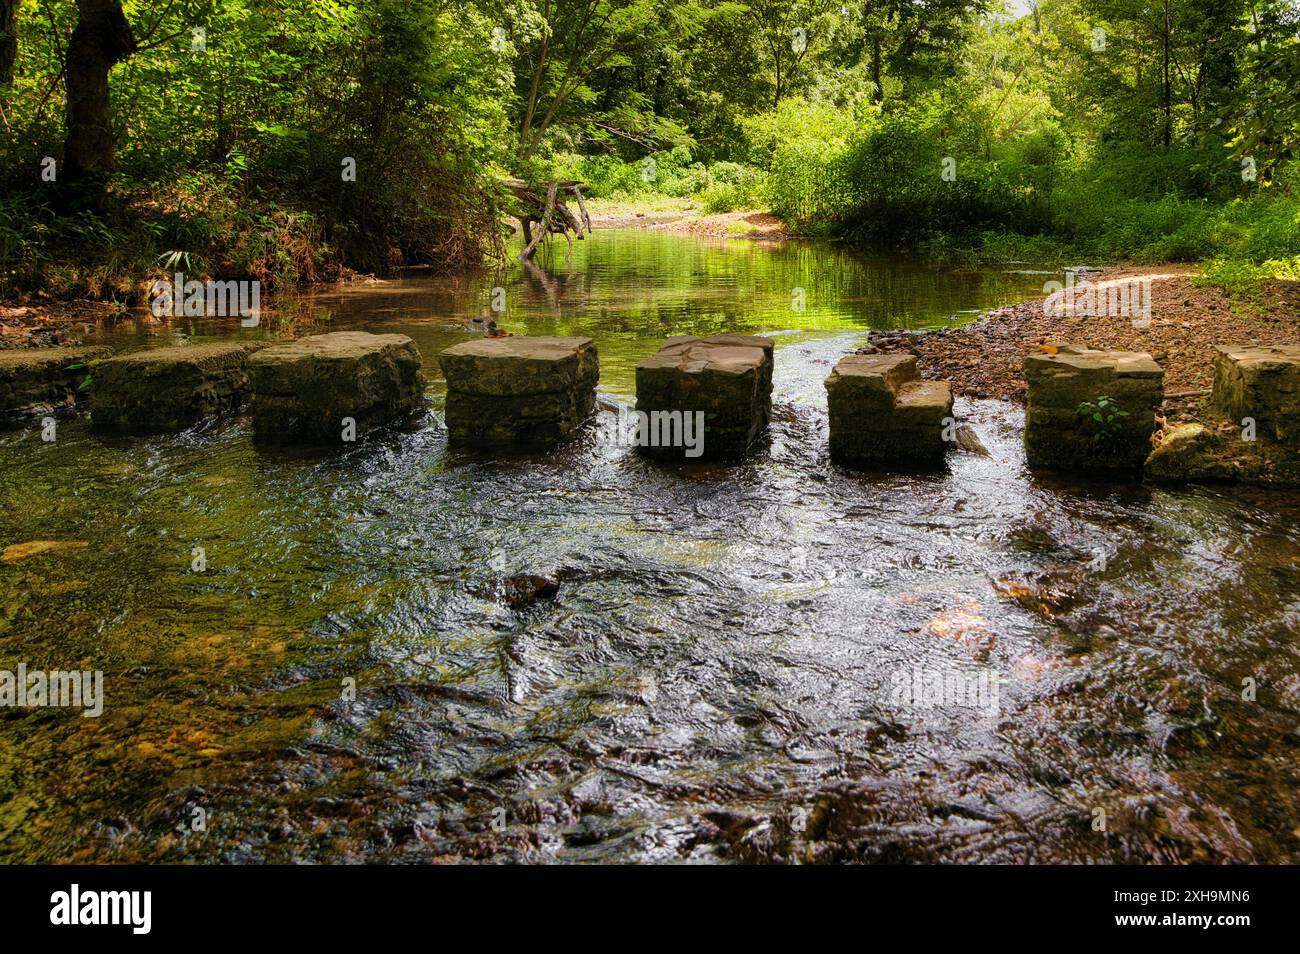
[92,342,262,433]
[635,334,773,459]
[0,346,111,423]
[439,336,598,448]
[1210,344,1300,445]
[825,354,953,465]
[249,332,425,442]
[1023,345,1162,473]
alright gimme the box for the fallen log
[502,178,592,261]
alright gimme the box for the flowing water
[2,231,1298,863]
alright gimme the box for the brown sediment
[859,267,1300,409]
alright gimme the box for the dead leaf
[1,540,89,564]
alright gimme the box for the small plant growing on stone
[1076,395,1130,444]
[66,358,102,392]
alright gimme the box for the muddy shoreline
[0,300,125,350]
[588,203,793,240]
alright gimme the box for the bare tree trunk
[1162,0,1172,151]
[0,0,17,92]
[64,0,137,198]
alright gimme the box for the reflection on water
[88,230,1052,396]
[1,232,1298,863]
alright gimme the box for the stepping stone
[1210,344,1300,445]
[1023,345,1162,473]
[825,353,953,465]
[0,346,111,423]
[92,342,263,433]
[635,334,773,459]
[248,332,425,443]
[439,336,598,448]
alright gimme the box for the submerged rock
[1145,423,1230,481]
[1145,420,1300,486]
[0,540,89,563]
[500,574,560,608]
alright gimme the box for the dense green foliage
[0,0,1297,298]
[2,0,509,295]
[546,0,1300,277]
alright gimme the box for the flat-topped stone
[635,334,773,459]
[440,336,598,396]
[439,336,598,448]
[1024,345,1163,473]
[825,354,917,410]
[825,353,953,465]
[638,334,775,376]
[1024,344,1163,389]
[1210,344,1300,445]
[92,341,262,432]
[0,346,112,423]
[249,332,425,442]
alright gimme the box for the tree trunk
[0,0,17,92]
[871,33,883,104]
[63,0,137,197]
[1162,0,1172,151]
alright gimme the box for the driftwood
[502,178,592,261]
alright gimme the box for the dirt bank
[589,201,793,240]
[861,267,1300,411]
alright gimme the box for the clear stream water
[1,231,1298,863]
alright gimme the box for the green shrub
[544,149,766,208]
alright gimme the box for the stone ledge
[1023,345,1163,473]
[92,342,263,433]
[0,346,113,423]
[439,336,598,397]
[1146,343,1300,485]
[1210,344,1300,445]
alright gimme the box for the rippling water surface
[2,231,1298,863]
